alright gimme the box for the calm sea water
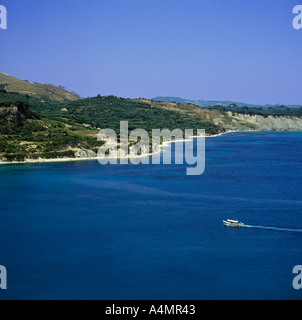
[0,132,302,300]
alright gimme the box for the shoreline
[0,130,236,166]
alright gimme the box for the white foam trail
[242,224,302,233]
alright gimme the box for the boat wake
[242,224,302,233]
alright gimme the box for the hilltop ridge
[153,96,302,109]
[0,72,80,102]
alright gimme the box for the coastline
[0,130,236,166]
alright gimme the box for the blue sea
[0,132,302,300]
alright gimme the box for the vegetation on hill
[0,90,224,161]
[1,73,302,162]
[153,96,302,110]
[211,104,302,117]
[0,97,100,161]
[41,95,223,135]
[0,91,223,135]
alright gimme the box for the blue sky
[0,0,301,104]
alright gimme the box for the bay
[0,132,302,300]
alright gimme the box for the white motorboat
[223,219,243,227]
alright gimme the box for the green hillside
[0,89,224,161]
[1,73,302,163]
[30,95,222,135]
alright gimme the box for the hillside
[0,90,225,162]
[1,73,302,163]
[0,99,100,162]
[0,72,80,102]
[30,95,224,135]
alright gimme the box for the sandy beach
[0,130,237,166]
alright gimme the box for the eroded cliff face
[0,103,31,123]
[231,113,302,131]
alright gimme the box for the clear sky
[0,0,301,105]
